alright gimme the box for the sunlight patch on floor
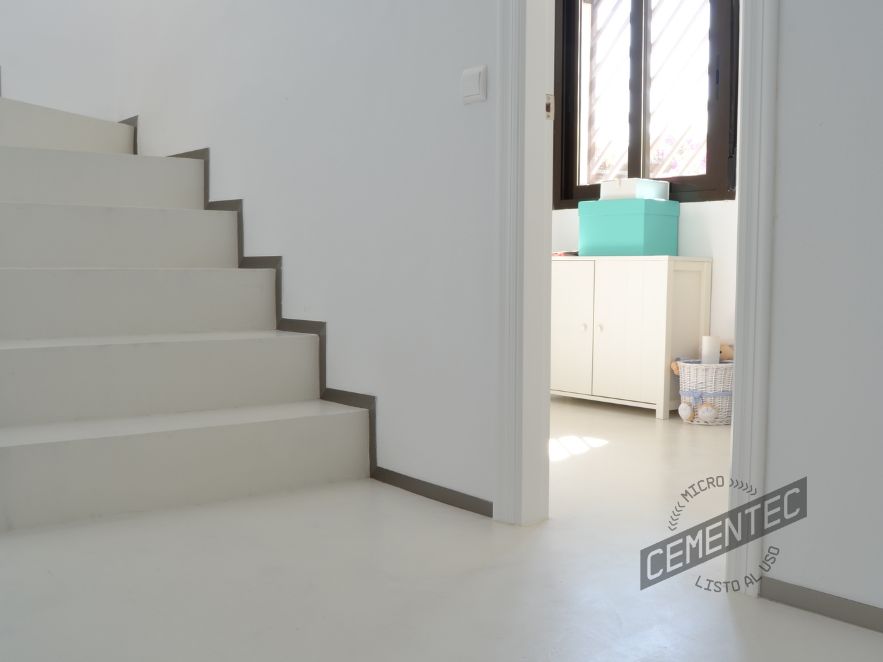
[549,435,610,462]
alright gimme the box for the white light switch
[461,65,487,104]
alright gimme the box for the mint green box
[578,199,680,256]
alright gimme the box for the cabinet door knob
[581,322,589,331]
[597,323,604,333]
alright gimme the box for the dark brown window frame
[554,0,739,209]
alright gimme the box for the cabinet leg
[655,404,670,420]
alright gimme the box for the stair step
[0,99,368,534]
[0,331,320,427]
[0,146,203,209]
[0,97,134,154]
[0,268,276,339]
[0,203,238,268]
[0,401,369,532]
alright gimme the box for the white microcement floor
[1,398,881,661]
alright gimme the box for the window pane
[646,0,711,179]
[578,0,631,186]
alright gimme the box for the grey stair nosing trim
[372,467,494,517]
[170,147,210,209]
[761,578,883,634]
[241,255,282,325]
[119,115,138,154]
[278,318,326,394]
[277,317,490,517]
[323,388,377,472]
[206,198,244,264]
[171,145,492,518]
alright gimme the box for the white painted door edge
[726,0,780,597]
[495,0,527,524]
[494,0,552,525]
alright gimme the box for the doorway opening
[547,0,739,537]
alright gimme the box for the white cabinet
[550,256,711,419]
[550,259,594,395]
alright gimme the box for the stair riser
[0,98,134,154]
[0,146,203,209]
[0,204,238,268]
[0,335,320,426]
[0,410,368,532]
[0,269,275,339]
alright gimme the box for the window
[554,0,739,208]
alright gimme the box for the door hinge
[545,94,554,120]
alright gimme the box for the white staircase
[0,98,369,532]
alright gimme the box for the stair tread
[0,400,363,448]
[0,98,133,155]
[0,145,204,210]
[0,267,267,272]
[0,200,231,215]
[0,97,129,130]
[0,202,239,269]
[0,201,211,213]
[0,330,309,351]
[0,143,192,163]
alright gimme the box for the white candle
[701,336,721,364]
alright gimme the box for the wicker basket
[677,360,734,425]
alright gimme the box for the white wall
[0,1,127,118]
[550,208,580,253]
[0,0,503,501]
[679,201,737,341]
[552,200,737,340]
[762,0,883,608]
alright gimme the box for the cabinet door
[592,260,667,403]
[550,260,594,395]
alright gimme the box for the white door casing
[494,0,553,524]
[497,1,776,554]
[725,0,780,597]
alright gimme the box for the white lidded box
[600,178,669,201]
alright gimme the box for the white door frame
[725,0,780,596]
[494,0,782,582]
[494,0,552,525]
